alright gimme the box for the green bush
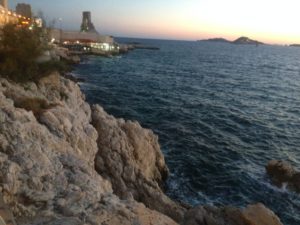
[0,24,67,83]
[39,60,71,74]
[0,24,44,82]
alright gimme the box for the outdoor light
[103,43,109,51]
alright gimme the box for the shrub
[37,60,71,78]
[0,24,68,83]
[0,24,44,82]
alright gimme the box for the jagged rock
[92,105,186,222]
[0,193,16,225]
[266,160,295,183]
[54,46,81,64]
[63,73,85,83]
[24,196,178,225]
[0,76,178,225]
[266,160,300,192]
[183,203,282,225]
[0,75,284,225]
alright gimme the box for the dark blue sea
[74,39,300,225]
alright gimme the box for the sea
[73,38,300,225]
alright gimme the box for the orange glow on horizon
[13,0,300,44]
[115,18,300,45]
[100,0,300,45]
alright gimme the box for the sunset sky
[10,0,300,44]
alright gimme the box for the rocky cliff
[0,73,283,225]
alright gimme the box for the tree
[0,24,45,82]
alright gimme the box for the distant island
[198,36,264,45]
[200,38,231,43]
[290,44,300,47]
[232,36,264,45]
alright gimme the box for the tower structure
[0,0,8,9]
[80,11,97,33]
[16,3,32,18]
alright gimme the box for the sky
[9,0,300,44]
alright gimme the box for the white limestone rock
[0,75,178,225]
[92,104,186,222]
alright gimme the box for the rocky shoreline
[0,73,284,225]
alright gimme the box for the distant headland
[198,36,264,45]
[200,38,231,43]
[290,44,300,47]
[232,36,264,45]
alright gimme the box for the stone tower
[16,3,32,18]
[0,0,8,9]
[80,11,97,33]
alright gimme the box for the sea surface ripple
[74,39,300,225]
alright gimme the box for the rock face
[0,193,16,225]
[92,105,186,222]
[184,203,282,225]
[0,74,177,225]
[0,74,284,225]
[266,160,300,192]
[54,47,81,64]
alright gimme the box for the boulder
[266,160,300,192]
[242,203,283,225]
[54,46,81,64]
[183,203,283,225]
